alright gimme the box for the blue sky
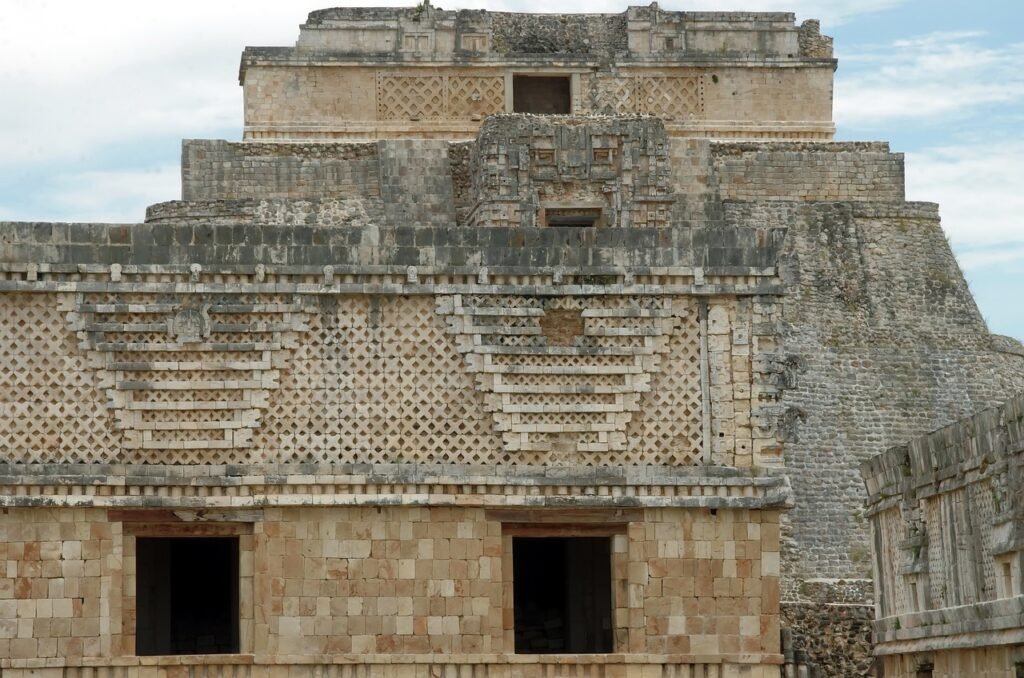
[1,0,1021,339]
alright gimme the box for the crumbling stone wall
[797,19,833,58]
[490,12,627,56]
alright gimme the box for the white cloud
[10,166,181,224]
[956,247,1024,271]
[0,1,325,167]
[906,141,1024,250]
[835,31,1024,127]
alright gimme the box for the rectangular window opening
[136,536,240,656]
[544,207,603,228]
[1002,561,1015,597]
[513,75,571,114]
[512,536,613,654]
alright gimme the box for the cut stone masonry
[1,6,1023,678]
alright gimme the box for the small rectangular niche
[136,536,240,656]
[543,207,604,228]
[513,75,571,114]
[512,536,613,654]
[998,556,1019,598]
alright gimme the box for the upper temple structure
[239,5,835,142]
[0,6,1021,678]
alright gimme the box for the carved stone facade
[862,395,1024,677]
[241,6,835,142]
[1,6,1023,678]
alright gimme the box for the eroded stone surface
[0,6,1021,678]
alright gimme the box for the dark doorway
[544,207,603,228]
[513,76,571,114]
[512,536,613,653]
[136,536,240,655]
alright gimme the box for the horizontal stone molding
[0,220,785,272]
[242,120,836,143]
[2,655,786,674]
[873,596,1024,648]
[0,463,794,510]
[0,278,786,300]
[862,393,1024,507]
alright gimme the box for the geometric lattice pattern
[377,74,505,121]
[0,293,706,466]
[626,298,704,465]
[592,75,705,119]
[637,76,704,118]
[437,295,703,463]
[377,74,446,120]
[448,76,506,119]
[0,294,117,463]
[66,293,308,464]
[592,76,639,116]
[253,295,500,464]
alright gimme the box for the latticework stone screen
[0,292,715,466]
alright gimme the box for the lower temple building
[862,395,1024,677]
[1,6,1023,677]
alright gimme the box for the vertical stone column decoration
[436,294,704,463]
[66,292,309,464]
[706,297,785,469]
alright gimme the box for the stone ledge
[0,461,787,484]
[0,464,794,510]
[874,626,1024,657]
[873,596,1024,646]
[0,653,786,669]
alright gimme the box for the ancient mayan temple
[1,6,1022,678]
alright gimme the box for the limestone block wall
[182,140,458,227]
[577,67,834,126]
[257,506,781,657]
[711,142,904,201]
[242,65,507,128]
[0,509,113,661]
[0,504,784,670]
[714,198,1024,672]
[181,140,384,202]
[240,63,835,141]
[239,8,837,142]
[883,647,1024,678]
[720,200,1024,593]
